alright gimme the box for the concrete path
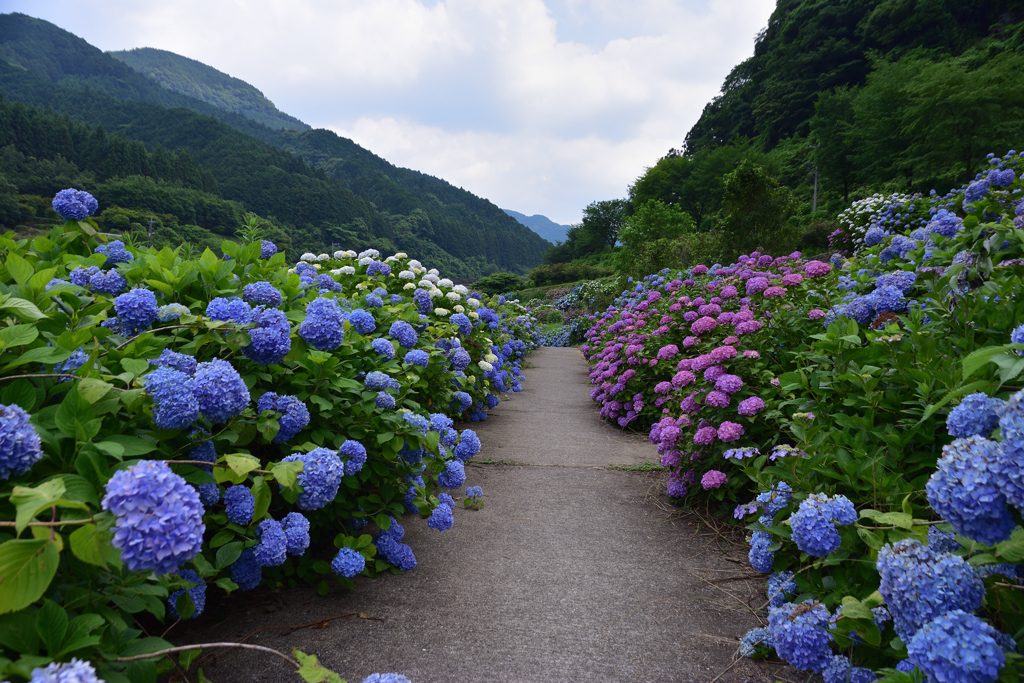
[181,348,784,683]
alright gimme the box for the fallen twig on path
[700,578,765,625]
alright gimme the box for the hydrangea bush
[0,192,537,682]
[585,150,1024,681]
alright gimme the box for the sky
[4,0,775,226]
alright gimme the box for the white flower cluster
[434,307,450,316]
[300,253,317,262]
[445,292,461,302]
[438,278,454,288]
[317,253,330,261]
[358,257,374,266]
[358,249,381,259]
[837,192,911,252]
[399,270,416,280]
[466,298,481,309]
[453,284,469,295]
[478,360,494,372]
[403,282,417,290]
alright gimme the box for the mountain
[503,209,571,244]
[0,13,551,277]
[108,47,309,132]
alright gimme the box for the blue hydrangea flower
[430,413,453,433]
[253,519,288,567]
[188,435,220,506]
[877,539,985,641]
[757,481,792,517]
[441,427,458,448]
[376,392,396,409]
[114,288,159,335]
[259,240,277,259]
[365,294,384,308]
[243,282,283,307]
[101,461,205,575]
[224,485,255,526]
[789,493,857,557]
[30,657,102,683]
[927,209,964,238]
[52,188,98,220]
[454,429,481,461]
[52,347,89,382]
[150,349,197,376]
[366,261,391,277]
[300,297,346,350]
[768,601,834,673]
[257,392,309,443]
[373,534,416,571]
[452,391,472,412]
[428,502,454,531]
[928,527,960,553]
[1012,325,1024,356]
[144,367,198,430]
[347,308,376,335]
[362,675,411,683]
[332,547,366,578]
[947,393,1004,438]
[206,297,252,324]
[0,403,43,480]
[340,440,367,475]
[389,320,418,349]
[371,338,395,360]
[70,265,100,288]
[740,627,774,658]
[908,610,1004,683]
[95,240,134,265]
[749,531,774,573]
[312,274,342,293]
[997,390,1024,511]
[926,436,1015,545]
[389,294,404,304]
[242,306,291,366]
[402,412,429,433]
[89,268,128,295]
[167,569,206,619]
[438,459,466,489]
[964,179,991,205]
[876,270,916,293]
[768,571,797,608]
[193,359,250,423]
[413,288,432,315]
[451,348,471,371]
[283,447,343,511]
[450,313,472,335]
[871,285,906,314]
[158,303,190,322]
[466,486,483,498]
[365,371,400,391]
[231,548,262,590]
[404,349,429,367]
[864,226,885,246]
[822,655,877,683]
[486,394,499,409]
[281,512,310,556]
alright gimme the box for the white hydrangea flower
[399,270,415,280]
[485,353,498,363]
[428,268,439,276]
[385,256,398,263]
[330,268,343,275]
[287,268,296,274]
[466,374,476,384]
[413,267,426,274]
[300,253,316,262]
[341,250,357,259]
[358,249,381,259]
[454,304,465,313]
[356,282,369,290]
[333,250,346,259]
[445,292,461,302]
[339,266,356,275]
[434,308,450,316]
[466,298,480,309]
[424,274,440,284]
[469,311,480,319]
[428,288,443,299]
[394,252,407,259]
[453,284,469,295]
[418,279,434,288]
[403,282,417,290]
[358,257,374,266]
[408,259,422,270]
[478,361,493,372]
[438,278,454,288]
[313,263,322,270]
[317,253,330,261]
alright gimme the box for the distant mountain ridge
[503,209,572,244]
[0,12,551,277]
[109,47,309,132]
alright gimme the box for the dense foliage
[583,149,1024,680]
[0,13,551,278]
[0,189,536,682]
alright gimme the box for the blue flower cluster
[260,240,277,259]
[242,306,292,365]
[150,349,197,376]
[404,349,429,367]
[375,392,396,409]
[0,403,43,480]
[907,610,1005,683]
[366,261,391,277]
[454,429,481,461]
[740,627,774,658]
[768,600,834,673]
[257,392,310,443]
[438,459,466,489]
[95,240,134,265]
[821,655,876,683]
[947,393,1004,438]
[243,281,283,307]
[389,320,418,348]
[332,547,366,578]
[373,517,416,571]
[450,312,472,335]
[347,308,376,335]
[365,371,400,391]
[789,493,857,557]
[451,347,471,371]
[101,460,205,575]
[30,658,102,683]
[427,499,454,531]
[340,440,368,476]
[231,548,262,591]
[362,674,411,683]
[206,297,253,324]
[114,288,158,335]
[282,512,310,556]
[193,359,250,423]
[253,519,288,567]
[144,367,198,430]
[299,297,346,350]
[372,337,396,360]
[414,288,432,314]
[224,485,255,526]
[452,390,472,412]
[876,539,984,641]
[167,569,206,619]
[283,447,343,510]
[768,571,797,608]
[466,485,483,498]
[52,188,98,220]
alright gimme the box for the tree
[718,161,797,257]
[810,87,856,202]
[613,200,696,277]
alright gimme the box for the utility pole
[809,142,820,213]
[148,217,154,249]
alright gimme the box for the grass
[607,462,666,472]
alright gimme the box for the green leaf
[10,479,66,534]
[102,435,159,456]
[5,253,33,286]
[837,601,873,621]
[874,512,914,530]
[69,524,113,568]
[78,378,113,404]
[28,267,57,294]
[56,613,104,658]
[996,538,1024,562]
[0,296,46,322]
[179,648,202,670]
[174,591,197,620]
[294,649,344,683]
[857,527,884,550]
[54,387,94,440]
[215,542,243,570]
[35,599,68,656]
[251,477,271,521]
[0,539,61,614]
[269,460,303,490]
[225,454,260,478]
[209,528,235,549]
[962,345,1009,380]
[3,345,69,370]
[120,636,174,657]
[120,358,150,378]
[377,431,395,445]
[0,324,38,350]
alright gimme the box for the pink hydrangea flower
[672,371,696,389]
[781,273,804,286]
[683,311,698,322]
[715,374,743,394]
[719,285,738,299]
[654,382,672,394]
[804,260,832,277]
[722,335,740,345]
[735,320,763,335]
[709,345,737,362]
[691,316,717,335]
[661,450,681,467]
[808,309,825,320]
[745,277,770,295]
[763,286,787,298]
[692,265,708,275]
[705,390,731,408]
[669,303,682,312]
[698,303,722,317]
[657,344,679,360]
[717,421,744,442]
[694,426,717,445]
[704,366,726,382]
[770,377,780,386]
[742,350,760,359]
[701,470,727,489]
[683,336,701,348]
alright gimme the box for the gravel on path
[177,348,788,683]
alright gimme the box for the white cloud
[6,0,776,224]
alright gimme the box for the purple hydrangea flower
[259,240,277,259]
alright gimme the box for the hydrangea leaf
[35,599,68,657]
[78,378,113,404]
[294,648,344,683]
[69,524,114,568]
[0,296,46,322]
[10,479,65,534]
[0,324,38,351]
[0,539,60,614]
[4,253,33,286]
[269,460,303,490]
